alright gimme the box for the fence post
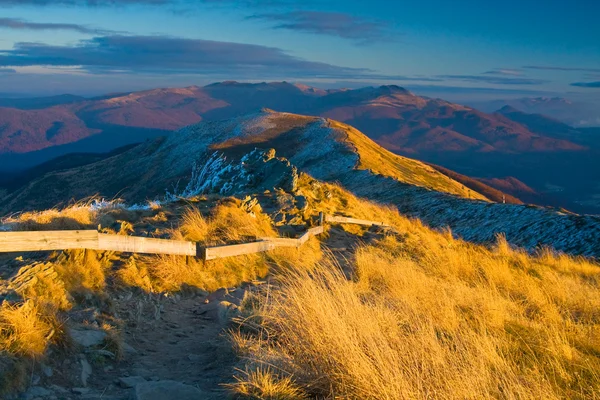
[319,212,324,226]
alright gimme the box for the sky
[0,0,599,100]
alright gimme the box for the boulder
[69,328,107,348]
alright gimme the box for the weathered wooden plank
[297,231,311,245]
[204,241,275,261]
[0,230,99,253]
[307,226,325,236]
[325,215,388,227]
[98,234,197,256]
[262,226,324,248]
[260,237,302,248]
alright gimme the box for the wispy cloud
[524,65,600,73]
[483,68,523,76]
[0,0,171,5]
[0,35,406,80]
[0,67,16,74]
[436,74,548,85]
[570,81,600,88]
[248,11,393,43]
[0,17,115,34]
[0,0,298,6]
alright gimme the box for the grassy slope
[233,184,600,400]
[329,120,489,201]
[1,177,599,398]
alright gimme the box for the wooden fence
[0,214,385,260]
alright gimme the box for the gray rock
[69,328,107,348]
[134,381,205,400]
[295,195,308,211]
[40,363,53,377]
[80,358,92,387]
[24,386,52,400]
[217,301,240,325]
[122,342,138,355]
[48,385,68,394]
[118,376,147,388]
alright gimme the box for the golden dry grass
[118,202,323,293]
[234,210,600,399]
[0,248,111,386]
[1,200,147,232]
[0,300,57,358]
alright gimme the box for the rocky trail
[12,226,377,400]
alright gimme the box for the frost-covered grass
[0,199,154,231]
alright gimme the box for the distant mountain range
[471,97,600,128]
[0,81,598,214]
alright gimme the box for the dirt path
[16,226,381,400]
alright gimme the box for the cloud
[524,65,600,73]
[0,67,16,74]
[0,0,297,6]
[0,0,170,5]
[0,35,408,80]
[483,68,523,76]
[248,11,393,43]
[437,74,549,85]
[0,17,115,34]
[570,81,600,88]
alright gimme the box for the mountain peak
[497,105,521,114]
[377,85,411,95]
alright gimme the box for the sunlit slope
[328,119,487,200]
[1,110,487,213]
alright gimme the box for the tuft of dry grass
[229,367,308,400]
[178,202,277,245]
[234,215,600,399]
[54,250,110,297]
[0,300,57,358]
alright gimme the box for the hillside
[0,82,585,157]
[426,164,523,204]
[1,161,599,398]
[3,110,600,259]
[472,96,600,127]
[1,113,600,399]
[0,106,99,153]
[0,81,597,214]
[314,86,584,154]
[0,110,487,213]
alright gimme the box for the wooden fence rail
[0,215,385,260]
[325,215,391,228]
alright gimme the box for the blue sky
[0,0,598,99]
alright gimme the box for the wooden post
[319,212,324,226]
